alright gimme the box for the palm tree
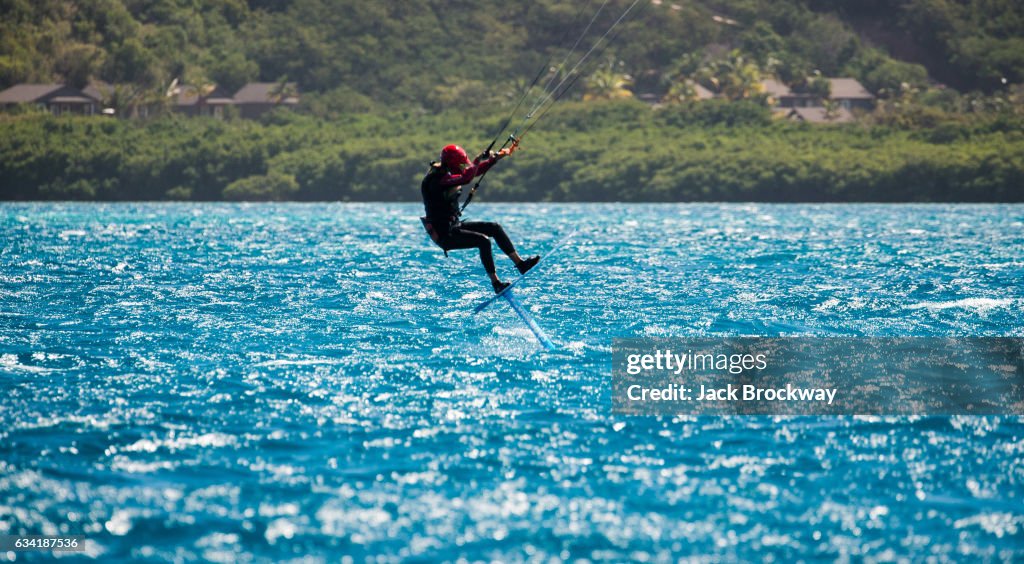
[269,76,298,104]
[663,79,703,103]
[583,61,634,101]
[695,50,764,101]
[822,98,841,120]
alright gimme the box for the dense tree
[2,100,1021,202]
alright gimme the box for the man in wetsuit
[420,143,540,293]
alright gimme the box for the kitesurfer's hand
[497,145,515,159]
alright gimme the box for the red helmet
[440,144,470,169]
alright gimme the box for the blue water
[2,202,1022,561]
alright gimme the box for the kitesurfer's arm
[471,145,516,176]
[437,165,479,188]
[474,156,499,177]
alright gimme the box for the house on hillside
[199,84,234,117]
[0,84,100,115]
[828,78,874,110]
[82,80,111,107]
[0,81,304,119]
[171,85,206,116]
[171,84,236,117]
[760,79,797,107]
[760,77,875,110]
[169,82,300,119]
[199,85,235,118]
[232,82,299,119]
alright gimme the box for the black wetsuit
[421,160,518,275]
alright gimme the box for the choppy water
[1,202,1022,561]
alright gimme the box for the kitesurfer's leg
[459,221,539,274]
[459,222,517,259]
[442,227,507,292]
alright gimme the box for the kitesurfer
[420,143,540,293]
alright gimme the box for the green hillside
[2,0,1022,106]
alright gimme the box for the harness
[419,216,450,257]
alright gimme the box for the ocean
[2,202,1022,561]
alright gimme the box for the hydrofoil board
[471,230,577,350]
[473,230,577,314]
